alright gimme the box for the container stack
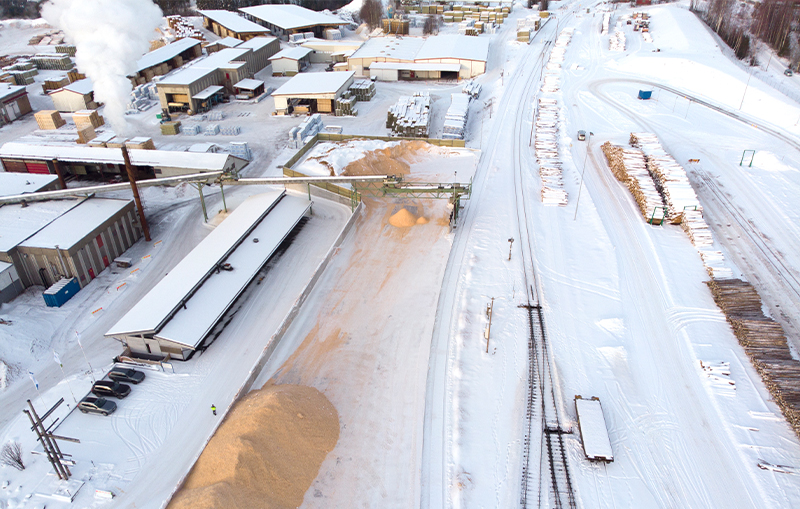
[160,121,181,135]
[31,53,72,70]
[462,80,482,99]
[126,137,155,150]
[601,142,665,224]
[35,110,66,130]
[73,109,104,130]
[387,92,430,137]
[335,91,358,116]
[349,81,376,101]
[229,141,252,161]
[442,93,470,140]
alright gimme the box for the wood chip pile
[630,132,701,222]
[706,278,800,437]
[535,98,567,206]
[387,92,430,137]
[601,141,664,223]
[442,93,470,140]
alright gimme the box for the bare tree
[360,0,384,30]
[539,0,549,12]
[1,442,24,471]
[423,15,439,35]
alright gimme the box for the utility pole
[121,146,151,241]
[25,399,79,481]
[484,297,494,353]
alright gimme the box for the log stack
[601,141,664,223]
[706,278,800,437]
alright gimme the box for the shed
[0,84,32,124]
[271,70,355,115]
[200,9,272,41]
[240,4,348,39]
[269,46,312,76]
[50,78,98,112]
[131,38,202,84]
[0,172,60,195]
[234,78,265,98]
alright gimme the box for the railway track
[511,14,577,509]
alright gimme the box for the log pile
[706,278,800,437]
[601,141,664,224]
[535,98,567,206]
[630,132,701,223]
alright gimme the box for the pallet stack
[442,93,470,140]
[706,278,800,437]
[73,109,105,130]
[349,81,376,101]
[601,142,665,223]
[35,110,66,130]
[387,92,430,137]
[126,137,155,150]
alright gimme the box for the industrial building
[0,196,141,304]
[272,70,355,115]
[269,46,312,76]
[200,9,272,41]
[347,35,489,79]
[49,78,98,112]
[105,190,311,361]
[0,84,32,124]
[300,39,364,63]
[0,142,248,179]
[240,4,348,39]
[130,38,203,85]
[156,37,279,113]
[205,36,244,53]
[0,172,60,196]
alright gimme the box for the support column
[120,146,151,241]
[51,159,67,190]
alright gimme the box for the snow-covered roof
[135,38,201,73]
[0,142,241,172]
[349,36,425,61]
[370,62,461,72]
[20,198,131,250]
[158,66,218,86]
[212,36,244,49]
[199,9,271,34]
[0,199,82,254]
[575,397,614,461]
[234,78,264,90]
[154,195,311,348]
[416,34,490,62]
[188,143,218,153]
[0,84,27,102]
[272,70,354,96]
[269,46,312,61]
[192,85,224,100]
[194,48,251,70]
[240,5,347,30]
[0,172,58,197]
[57,78,93,95]
[238,36,277,51]
[105,191,286,337]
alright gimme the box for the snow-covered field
[1,0,800,508]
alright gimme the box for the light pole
[573,131,593,221]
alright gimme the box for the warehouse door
[5,101,19,120]
[25,162,49,174]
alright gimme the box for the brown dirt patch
[168,384,339,509]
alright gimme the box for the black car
[78,396,117,416]
[91,380,131,399]
[108,367,145,385]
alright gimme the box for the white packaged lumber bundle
[204,124,220,136]
[182,124,201,135]
[442,93,470,140]
[602,12,611,35]
[220,125,241,136]
[575,396,613,462]
[208,111,225,121]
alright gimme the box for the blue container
[43,277,80,307]
[638,90,652,100]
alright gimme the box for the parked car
[91,380,131,399]
[78,396,117,416]
[785,68,794,77]
[108,367,145,385]
[577,130,587,141]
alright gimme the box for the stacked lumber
[35,110,66,130]
[387,93,430,137]
[167,15,205,41]
[610,29,625,51]
[42,76,69,93]
[462,80,482,99]
[126,137,155,150]
[73,109,104,129]
[630,132,701,222]
[205,124,220,136]
[601,141,664,223]
[160,121,181,135]
[229,142,251,161]
[76,125,96,144]
[106,137,128,148]
[31,53,72,70]
[535,98,566,206]
[349,81,375,101]
[442,93,470,140]
[56,45,77,56]
[335,92,358,116]
[182,124,201,135]
[602,12,611,35]
[220,126,241,136]
[706,278,800,437]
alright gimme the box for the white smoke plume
[41,0,164,134]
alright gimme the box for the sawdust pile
[389,208,427,228]
[168,384,339,509]
[343,140,433,176]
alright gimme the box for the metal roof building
[131,38,203,84]
[271,70,355,114]
[240,5,347,39]
[200,9,272,41]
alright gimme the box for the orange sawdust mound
[416,216,429,225]
[168,384,339,509]
[389,208,418,228]
[343,140,433,176]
